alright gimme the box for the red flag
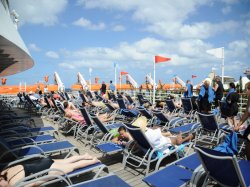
[1,78,7,85]
[192,75,197,78]
[120,71,128,75]
[155,55,171,64]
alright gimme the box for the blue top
[109,83,116,91]
[198,85,215,103]
[184,83,193,97]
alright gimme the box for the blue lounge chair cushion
[72,175,131,187]
[8,135,55,146]
[143,165,193,187]
[96,142,123,153]
[169,123,197,134]
[19,141,75,156]
[238,160,250,186]
[175,153,200,171]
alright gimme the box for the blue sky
[7,0,250,87]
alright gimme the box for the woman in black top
[0,154,99,187]
[213,77,224,108]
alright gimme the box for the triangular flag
[120,71,128,75]
[206,47,224,59]
[192,75,197,78]
[155,55,171,64]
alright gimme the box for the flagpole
[114,63,117,94]
[221,47,224,84]
[120,74,121,91]
[153,59,156,105]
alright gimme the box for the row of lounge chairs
[2,91,249,186]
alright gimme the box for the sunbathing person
[0,154,100,187]
[64,101,85,123]
[132,116,193,147]
[112,126,132,146]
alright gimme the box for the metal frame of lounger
[123,124,180,175]
[0,125,57,137]
[143,153,201,187]
[0,138,78,160]
[3,134,56,147]
[194,146,250,187]
[70,174,131,187]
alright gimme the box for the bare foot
[187,134,193,141]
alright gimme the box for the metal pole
[114,63,117,94]
[153,60,156,105]
[221,47,225,84]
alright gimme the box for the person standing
[213,76,224,108]
[100,81,107,96]
[109,80,115,93]
[184,80,193,98]
[197,80,215,113]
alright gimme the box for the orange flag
[155,55,171,64]
[120,71,128,75]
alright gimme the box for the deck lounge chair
[152,110,184,131]
[194,146,250,187]
[90,114,123,145]
[137,106,155,126]
[180,98,197,122]
[123,124,180,175]
[137,94,151,106]
[194,113,229,145]
[165,99,180,115]
[70,174,131,187]
[143,153,201,187]
[0,137,78,160]
[3,134,56,147]
[117,98,139,120]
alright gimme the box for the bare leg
[162,131,172,137]
[49,157,100,175]
[53,153,95,164]
[170,132,193,145]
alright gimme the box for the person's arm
[213,83,218,91]
[235,98,250,130]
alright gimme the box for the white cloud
[73,17,106,30]
[227,40,249,58]
[112,25,126,32]
[28,43,41,52]
[11,0,68,26]
[58,37,211,70]
[76,0,240,39]
[46,51,59,59]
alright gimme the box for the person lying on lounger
[132,116,193,147]
[0,153,100,187]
